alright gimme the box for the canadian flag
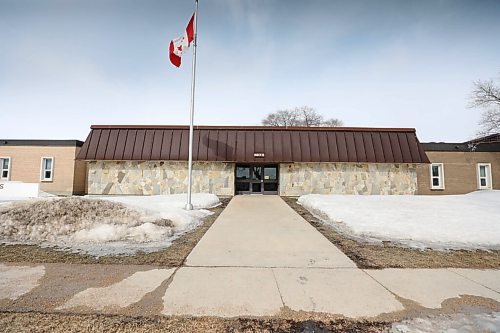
[169,14,195,67]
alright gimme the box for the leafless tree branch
[469,75,500,136]
[469,79,500,108]
[261,106,343,127]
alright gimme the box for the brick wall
[0,146,85,195]
[417,151,500,194]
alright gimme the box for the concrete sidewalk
[162,196,500,317]
[186,196,355,268]
[1,196,499,319]
[1,264,499,318]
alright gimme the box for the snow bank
[0,193,219,256]
[388,312,500,333]
[298,191,500,250]
[94,193,220,230]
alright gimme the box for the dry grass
[0,198,231,266]
[283,197,500,269]
[0,311,389,333]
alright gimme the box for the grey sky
[1,0,499,142]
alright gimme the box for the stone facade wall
[87,161,418,196]
[87,161,234,196]
[279,163,418,196]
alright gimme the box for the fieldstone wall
[87,161,234,196]
[279,163,418,196]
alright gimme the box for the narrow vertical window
[430,163,444,189]
[41,157,54,181]
[477,163,492,189]
[0,157,11,180]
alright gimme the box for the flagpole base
[185,203,194,211]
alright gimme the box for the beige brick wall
[417,151,500,195]
[0,146,85,195]
[72,156,87,195]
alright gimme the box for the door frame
[234,164,279,195]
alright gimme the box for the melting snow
[57,268,175,310]
[298,191,500,250]
[0,193,219,256]
[0,264,46,300]
[388,312,500,333]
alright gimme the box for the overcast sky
[1,0,499,142]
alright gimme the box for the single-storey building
[417,133,500,195]
[0,140,87,195]
[77,125,430,196]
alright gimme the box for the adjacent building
[0,140,87,195]
[417,134,500,195]
[76,125,430,196]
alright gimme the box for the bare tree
[261,106,343,127]
[262,109,301,127]
[469,76,500,136]
[296,106,324,126]
[321,118,344,127]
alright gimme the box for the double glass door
[235,165,279,195]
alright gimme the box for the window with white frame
[430,163,445,189]
[477,163,492,189]
[40,157,54,181]
[0,157,11,180]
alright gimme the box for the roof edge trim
[90,125,416,132]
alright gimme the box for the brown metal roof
[77,125,430,163]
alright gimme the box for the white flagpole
[185,0,198,210]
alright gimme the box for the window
[40,157,54,181]
[477,163,492,189]
[0,157,11,180]
[263,166,277,180]
[236,166,250,180]
[430,163,444,189]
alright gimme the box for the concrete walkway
[186,196,355,268]
[162,196,500,317]
[1,196,500,319]
[164,196,401,317]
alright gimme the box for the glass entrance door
[235,165,279,195]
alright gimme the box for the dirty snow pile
[298,191,500,250]
[387,312,500,333]
[0,194,219,255]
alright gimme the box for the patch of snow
[0,190,55,204]
[298,191,500,250]
[0,193,220,256]
[388,312,500,333]
[38,191,56,198]
[57,268,175,310]
[0,264,46,300]
[93,193,220,230]
[0,197,32,204]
